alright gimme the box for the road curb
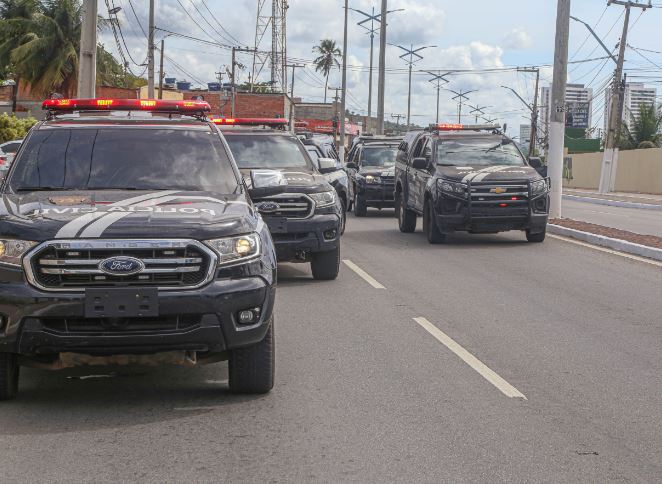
[563,194,662,211]
[548,224,662,262]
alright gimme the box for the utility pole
[391,114,405,126]
[340,0,349,161]
[350,6,404,130]
[231,47,258,117]
[77,0,98,98]
[376,0,388,135]
[507,67,540,157]
[445,89,477,123]
[426,71,449,124]
[548,0,571,218]
[393,44,436,130]
[158,39,165,100]
[599,0,651,194]
[147,0,155,98]
[329,87,342,149]
[287,63,305,131]
[469,105,491,124]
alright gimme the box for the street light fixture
[444,88,477,123]
[425,71,450,124]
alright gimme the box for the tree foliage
[617,103,662,150]
[312,39,341,103]
[0,112,35,142]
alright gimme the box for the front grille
[253,193,313,219]
[27,240,215,291]
[41,315,201,334]
[469,181,530,217]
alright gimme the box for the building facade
[603,82,657,131]
[540,83,594,132]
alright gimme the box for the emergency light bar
[428,123,501,132]
[42,98,211,114]
[212,117,289,127]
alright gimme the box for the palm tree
[8,0,81,96]
[618,103,662,149]
[312,39,341,103]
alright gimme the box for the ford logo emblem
[98,257,145,276]
[255,201,280,214]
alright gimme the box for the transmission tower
[251,0,288,93]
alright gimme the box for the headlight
[531,179,549,197]
[308,190,336,208]
[365,175,382,184]
[438,179,467,197]
[0,239,37,267]
[204,233,261,266]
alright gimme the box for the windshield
[8,128,238,192]
[436,137,525,167]
[225,134,312,170]
[361,146,397,167]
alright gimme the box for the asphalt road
[562,198,662,237]
[1,211,661,482]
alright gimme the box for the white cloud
[502,28,533,50]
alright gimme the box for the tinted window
[361,146,397,167]
[305,146,321,162]
[9,128,238,192]
[225,134,312,170]
[436,137,525,167]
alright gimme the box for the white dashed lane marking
[342,260,386,289]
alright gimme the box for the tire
[526,229,546,243]
[424,199,446,244]
[311,245,340,280]
[229,318,275,394]
[354,192,367,217]
[397,190,417,233]
[0,352,19,401]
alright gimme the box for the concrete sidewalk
[564,188,662,208]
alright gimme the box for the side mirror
[411,157,428,170]
[528,157,543,169]
[318,157,338,174]
[346,161,358,170]
[249,169,288,198]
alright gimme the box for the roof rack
[42,98,211,120]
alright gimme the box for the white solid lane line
[342,260,386,289]
[548,234,662,268]
[413,317,527,400]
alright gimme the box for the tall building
[540,83,593,132]
[604,82,657,130]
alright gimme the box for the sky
[98,0,662,136]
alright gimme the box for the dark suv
[217,119,343,280]
[0,99,277,400]
[345,136,402,217]
[394,124,549,243]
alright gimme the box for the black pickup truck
[217,118,343,280]
[394,124,550,243]
[0,99,277,399]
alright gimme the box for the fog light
[237,308,261,325]
[324,229,337,240]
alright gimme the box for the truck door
[407,136,427,210]
[414,138,433,213]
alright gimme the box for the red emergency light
[429,123,501,132]
[42,98,211,114]
[212,117,289,127]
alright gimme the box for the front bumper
[434,193,549,234]
[263,212,341,262]
[0,268,276,356]
[357,182,395,207]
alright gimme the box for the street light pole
[376,0,388,135]
[340,0,349,161]
[393,44,436,130]
[445,88,477,124]
[147,0,155,98]
[426,71,449,125]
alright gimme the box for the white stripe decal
[461,165,501,184]
[472,166,512,183]
[55,191,180,239]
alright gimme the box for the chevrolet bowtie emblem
[491,187,507,194]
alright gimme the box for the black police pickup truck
[346,136,402,217]
[216,118,343,280]
[395,124,550,243]
[0,99,277,400]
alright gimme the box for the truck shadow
[0,364,270,436]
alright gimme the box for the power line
[126,0,147,37]
[200,0,245,46]
[187,0,238,46]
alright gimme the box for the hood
[439,165,541,184]
[0,190,257,242]
[358,166,395,177]
[240,168,331,194]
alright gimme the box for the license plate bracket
[84,288,159,318]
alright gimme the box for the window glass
[436,137,526,167]
[225,134,312,170]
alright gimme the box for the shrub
[0,113,36,143]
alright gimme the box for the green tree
[618,103,662,150]
[312,39,341,104]
[96,43,146,89]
